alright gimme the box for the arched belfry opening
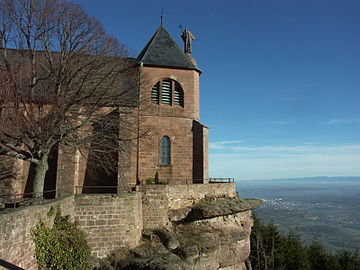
[151,79,184,107]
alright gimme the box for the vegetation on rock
[145,178,168,185]
[32,207,92,270]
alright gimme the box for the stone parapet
[168,183,237,209]
[0,196,75,270]
[0,192,143,268]
[0,183,240,268]
[141,183,237,229]
[74,193,143,258]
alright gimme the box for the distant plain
[236,177,360,251]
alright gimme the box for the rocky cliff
[98,197,263,270]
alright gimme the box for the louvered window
[161,80,172,105]
[174,82,184,106]
[151,82,160,104]
[151,79,184,106]
[160,136,171,165]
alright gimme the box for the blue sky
[75,0,360,180]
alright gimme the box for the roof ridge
[136,26,162,64]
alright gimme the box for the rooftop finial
[160,8,164,26]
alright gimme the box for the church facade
[0,25,209,197]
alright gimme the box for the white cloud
[209,140,245,150]
[327,118,360,124]
[209,143,360,179]
[269,118,301,125]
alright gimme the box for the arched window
[151,79,184,107]
[160,136,171,165]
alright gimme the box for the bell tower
[133,25,208,186]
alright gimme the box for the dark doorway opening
[83,110,119,193]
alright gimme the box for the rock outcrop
[98,197,262,270]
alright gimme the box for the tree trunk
[32,154,49,198]
[246,258,253,270]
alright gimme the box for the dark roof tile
[137,26,200,72]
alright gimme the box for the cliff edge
[98,197,263,270]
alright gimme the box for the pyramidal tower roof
[137,25,200,72]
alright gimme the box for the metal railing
[141,178,235,185]
[0,259,25,270]
[0,188,70,210]
[209,177,234,183]
[74,185,118,194]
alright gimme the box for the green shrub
[145,177,158,185]
[32,207,92,270]
[145,177,169,185]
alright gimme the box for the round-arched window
[160,136,171,165]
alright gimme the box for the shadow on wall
[0,156,16,196]
[192,120,204,183]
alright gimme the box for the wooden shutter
[174,82,184,106]
[161,80,172,105]
[151,82,160,104]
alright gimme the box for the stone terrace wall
[141,185,170,229]
[0,192,143,269]
[168,183,237,209]
[0,196,75,270]
[74,193,142,258]
[0,184,236,268]
[142,183,236,229]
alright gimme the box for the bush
[145,177,168,185]
[32,207,92,270]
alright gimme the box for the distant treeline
[250,215,360,270]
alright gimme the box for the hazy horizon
[235,176,360,181]
[236,176,360,250]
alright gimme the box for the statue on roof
[181,28,196,54]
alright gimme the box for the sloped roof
[137,25,200,72]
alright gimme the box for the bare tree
[0,0,140,198]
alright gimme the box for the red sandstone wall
[0,183,236,268]
[167,183,237,209]
[74,193,142,258]
[140,66,200,121]
[0,193,143,268]
[135,66,204,185]
[141,185,170,229]
[138,116,194,184]
[0,156,34,196]
[0,156,17,196]
[142,183,237,229]
[56,145,79,194]
[0,196,75,270]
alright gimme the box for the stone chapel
[0,25,209,197]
